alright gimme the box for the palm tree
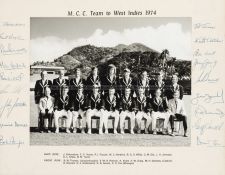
[160,49,169,68]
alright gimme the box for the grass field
[30,92,191,146]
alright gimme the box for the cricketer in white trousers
[71,109,86,129]
[120,110,136,132]
[151,111,170,131]
[103,110,120,133]
[54,109,73,129]
[86,109,105,132]
[135,111,152,130]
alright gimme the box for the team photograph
[30,17,191,146]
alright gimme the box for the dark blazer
[134,96,150,113]
[119,95,136,112]
[85,75,101,95]
[52,78,69,99]
[54,95,72,111]
[69,93,86,111]
[86,93,103,110]
[118,77,134,97]
[102,95,118,112]
[101,75,119,96]
[134,78,150,97]
[34,79,52,104]
[149,97,168,112]
[69,78,85,97]
[165,84,184,100]
[149,80,166,98]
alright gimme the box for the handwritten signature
[0,97,26,118]
[193,118,224,135]
[196,136,225,147]
[194,59,219,83]
[194,105,224,118]
[0,43,27,55]
[0,61,26,70]
[0,135,24,148]
[0,32,24,40]
[194,23,215,29]
[191,89,224,105]
[0,72,24,81]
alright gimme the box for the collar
[123,77,132,86]
[39,79,48,87]
[73,78,82,86]
[91,93,100,101]
[107,95,116,103]
[90,76,99,84]
[107,75,116,83]
[137,96,146,103]
[60,95,69,103]
[123,96,131,103]
[57,78,65,85]
[153,97,162,105]
[76,94,84,102]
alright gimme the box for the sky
[30,17,192,63]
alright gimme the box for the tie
[175,100,178,110]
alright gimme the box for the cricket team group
[34,64,188,137]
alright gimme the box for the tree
[159,49,169,68]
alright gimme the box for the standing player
[54,86,73,134]
[69,86,86,134]
[119,68,134,98]
[102,87,120,134]
[150,72,166,99]
[69,68,85,98]
[52,70,69,99]
[119,88,136,134]
[135,70,150,98]
[165,74,184,100]
[101,64,119,98]
[85,85,105,134]
[34,71,52,107]
[135,87,152,134]
[85,67,101,97]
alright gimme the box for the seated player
[150,88,170,135]
[86,85,105,134]
[119,88,136,134]
[168,90,188,137]
[102,87,120,134]
[54,86,73,134]
[38,87,55,133]
[135,87,152,134]
[69,85,86,134]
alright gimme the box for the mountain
[31,43,191,79]
[123,43,158,53]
